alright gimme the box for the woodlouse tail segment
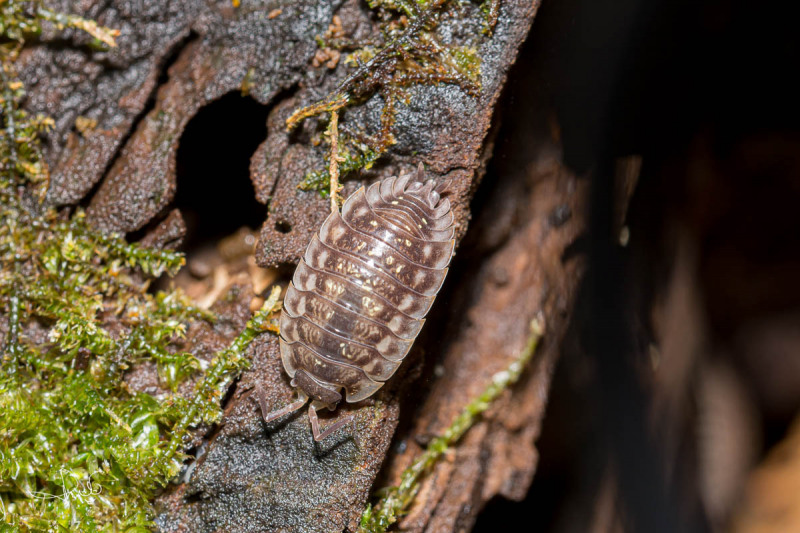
[308,400,357,442]
[412,161,433,193]
[407,179,438,208]
[425,182,440,208]
[431,177,453,207]
[415,162,425,182]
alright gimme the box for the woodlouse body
[256,171,455,440]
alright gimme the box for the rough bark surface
[15,1,577,532]
[386,130,587,533]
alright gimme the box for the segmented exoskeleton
[255,169,455,440]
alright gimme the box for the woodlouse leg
[253,384,309,424]
[308,401,355,442]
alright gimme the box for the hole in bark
[274,221,292,234]
[81,31,199,212]
[172,91,269,254]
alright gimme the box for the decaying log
[15,1,591,531]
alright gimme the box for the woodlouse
[255,169,455,441]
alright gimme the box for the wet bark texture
[17,1,589,531]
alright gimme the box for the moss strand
[358,316,545,533]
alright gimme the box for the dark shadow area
[473,332,607,532]
[475,0,800,531]
[172,91,270,253]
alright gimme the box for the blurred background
[470,0,800,531]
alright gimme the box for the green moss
[448,46,481,85]
[1,4,280,530]
[0,1,119,48]
[288,0,501,197]
[299,139,381,195]
[357,317,545,533]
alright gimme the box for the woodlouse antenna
[252,385,309,424]
[308,401,356,442]
[252,385,356,441]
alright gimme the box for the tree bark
[17,1,588,531]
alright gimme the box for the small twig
[358,315,546,533]
[285,0,447,132]
[328,110,343,213]
[36,7,120,48]
[285,92,349,132]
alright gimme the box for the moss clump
[288,0,500,195]
[299,140,381,197]
[1,4,278,530]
